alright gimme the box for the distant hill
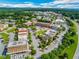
[0,7,79,12]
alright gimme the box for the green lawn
[0,56,4,59]
[7,27,16,33]
[35,29,46,37]
[0,55,10,59]
[0,33,9,43]
[61,21,78,59]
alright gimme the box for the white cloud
[14,4,35,7]
[54,0,79,3]
[40,0,79,8]
[0,3,41,8]
[0,0,79,9]
[59,4,79,9]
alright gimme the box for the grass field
[0,33,9,43]
[62,20,78,59]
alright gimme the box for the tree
[6,55,10,59]
[70,32,76,36]
[8,24,13,27]
[14,29,18,41]
[63,53,68,58]
[25,56,34,59]
[48,53,58,59]
[31,49,36,55]
[41,54,50,59]
[31,26,36,30]
[28,33,32,44]
[70,39,74,44]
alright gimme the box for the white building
[0,23,8,31]
[24,21,32,26]
[55,19,64,25]
[18,28,28,41]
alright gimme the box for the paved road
[9,33,15,42]
[43,24,68,54]
[30,30,42,59]
[73,23,79,59]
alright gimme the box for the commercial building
[35,22,51,28]
[7,41,29,54]
[7,41,30,59]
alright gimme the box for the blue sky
[0,0,79,9]
[0,0,53,4]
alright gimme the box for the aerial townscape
[0,0,79,59]
[0,9,78,59]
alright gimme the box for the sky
[0,0,79,9]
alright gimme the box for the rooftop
[18,28,28,32]
[8,41,27,47]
